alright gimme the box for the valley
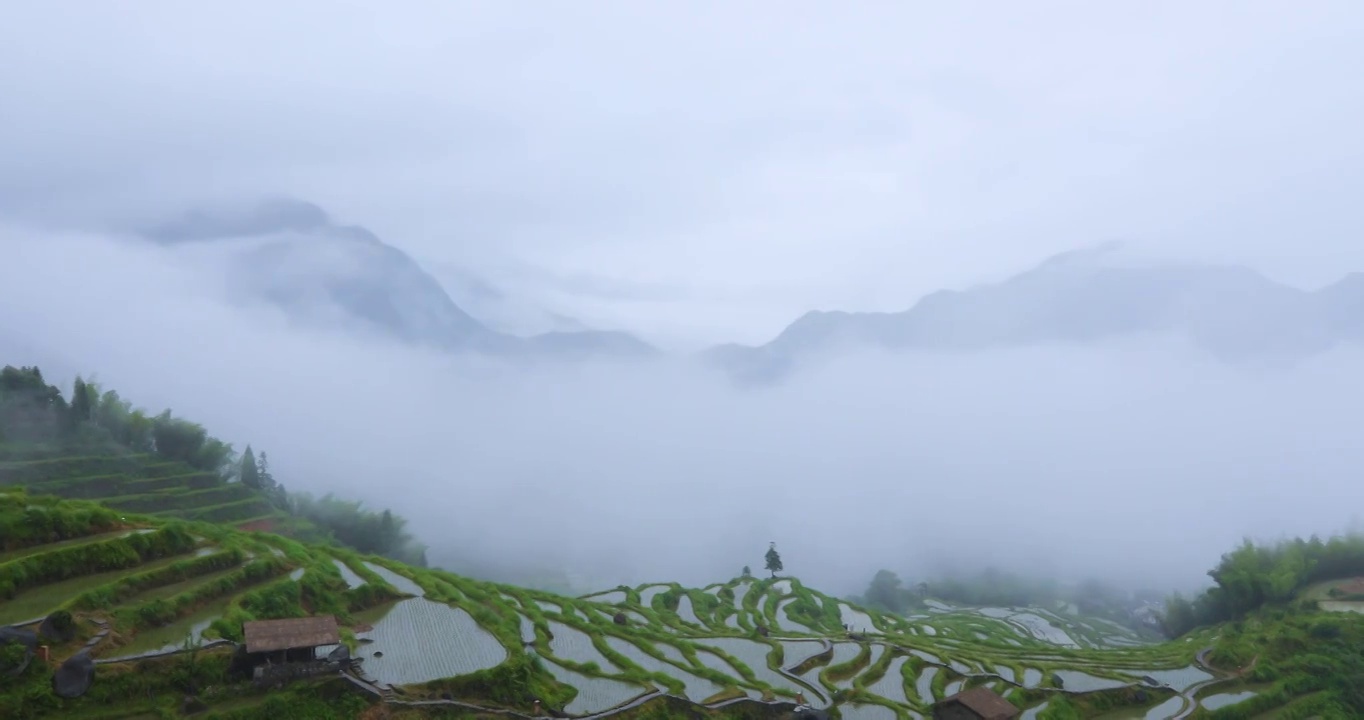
[0,473,1324,719]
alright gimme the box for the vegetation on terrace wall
[119,555,292,631]
[67,547,246,610]
[196,683,373,720]
[0,363,426,565]
[1193,607,1364,717]
[1161,534,1364,638]
[0,523,196,599]
[0,490,122,552]
[419,654,577,710]
[1,643,373,720]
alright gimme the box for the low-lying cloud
[4,228,1363,598]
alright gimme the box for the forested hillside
[1160,535,1364,637]
[0,365,426,565]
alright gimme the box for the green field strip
[162,498,277,523]
[0,529,144,564]
[0,550,197,625]
[102,484,257,514]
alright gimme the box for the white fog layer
[3,1,1364,599]
[4,233,1363,595]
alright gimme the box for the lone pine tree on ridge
[765,541,783,578]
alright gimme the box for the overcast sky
[4,2,1364,345]
[9,231,1364,596]
[5,4,1364,595]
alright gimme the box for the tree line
[1160,533,1364,637]
[856,567,1134,611]
[0,364,427,565]
[852,566,1163,632]
[0,366,234,474]
[847,533,1364,640]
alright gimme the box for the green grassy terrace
[9,488,1360,719]
[0,445,297,534]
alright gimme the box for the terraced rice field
[654,643,687,665]
[839,704,898,720]
[603,637,724,702]
[865,656,911,704]
[332,559,366,589]
[693,647,744,679]
[362,562,426,596]
[1200,690,1257,711]
[0,452,293,529]
[993,663,1016,683]
[818,642,861,676]
[840,603,874,631]
[0,551,194,625]
[0,529,137,563]
[547,621,619,670]
[732,582,750,609]
[539,655,649,715]
[779,639,823,668]
[674,595,702,625]
[2,485,1221,719]
[698,637,813,697]
[637,585,669,606]
[1054,669,1131,692]
[915,666,939,703]
[1139,665,1212,691]
[774,598,805,632]
[1140,696,1185,718]
[585,589,628,603]
[358,599,508,685]
[106,596,233,657]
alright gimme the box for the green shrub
[68,549,245,610]
[0,523,196,599]
[116,555,288,631]
[420,654,574,710]
[0,456,147,486]
[0,495,121,552]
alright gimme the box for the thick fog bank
[3,231,1362,597]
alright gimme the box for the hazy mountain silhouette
[141,198,656,360]
[708,243,1360,382]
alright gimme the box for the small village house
[931,686,1020,720]
[242,615,341,681]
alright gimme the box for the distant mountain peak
[133,198,656,361]
[142,197,332,243]
[708,247,1363,382]
[1034,239,1127,271]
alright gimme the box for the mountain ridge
[707,245,1364,382]
[133,202,1364,383]
[139,198,657,361]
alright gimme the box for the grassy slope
[0,442,308,537]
